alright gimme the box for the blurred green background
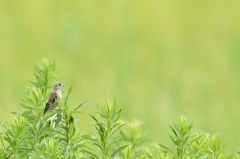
[1,0,240,151]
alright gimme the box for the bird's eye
[58,83,61,86]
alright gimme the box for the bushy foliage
[0,59,239,159]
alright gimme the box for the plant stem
[65,113,72,159]
[65,114,69,144]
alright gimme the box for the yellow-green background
[1,0,240,152]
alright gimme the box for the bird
[43,82,64,116]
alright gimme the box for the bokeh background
[1,0,240,152]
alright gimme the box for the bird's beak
[62,84,64,87]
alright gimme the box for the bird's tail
[43,105,49,116]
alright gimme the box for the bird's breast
[56,90,62,100]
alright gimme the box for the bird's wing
[47,91,58,105]
[43,91,58,115]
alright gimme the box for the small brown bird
[43,82,64,116]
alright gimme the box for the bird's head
[54,82,64,90]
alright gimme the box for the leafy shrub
[0,59,239,159]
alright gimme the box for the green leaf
[110,145,128,158]
[64,86,73,107]
[74,101,88,112]
[159,144,176,157]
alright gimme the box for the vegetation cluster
[0,59,238,159]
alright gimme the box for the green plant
[160,115,238,159]
[0,58,239,159]
[119,119,147,158]
[85,99,127,159]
